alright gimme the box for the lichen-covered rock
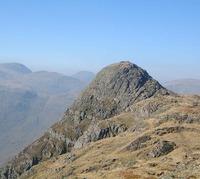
[124,134,151,152]
[149,140,176,158]
[153,126,185,136]
[75,124,127,148]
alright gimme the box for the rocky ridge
[0,61,170,178]
[2,61,199,179]
[20,94,200,179]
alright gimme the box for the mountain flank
[0,63,94,167]
[1,61,200,179]
[0,63,32,77]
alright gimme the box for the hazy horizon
[1,1,200,82]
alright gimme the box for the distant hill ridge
[72,71,95,85]
[0,62,94,167]
[0,63,32,74]
[163,79,200,94]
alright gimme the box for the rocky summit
[1,61,200,179]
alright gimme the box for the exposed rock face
[71,61,168,122]
[74,123,128,148]
[149,140,176,158]
[124,134,151,152]
[0,61,171,178]
[14,93,200,178]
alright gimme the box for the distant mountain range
[0,63,94,166]
[163,79,200,94]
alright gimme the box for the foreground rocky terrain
[1,61,200,179]
[0,63,94,166]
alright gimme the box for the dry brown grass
[20,94,200,179]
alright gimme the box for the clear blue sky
[0,0,200,82]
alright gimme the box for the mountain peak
[0,63,32,74]
[72,61,169,121]
[0,62,171,178]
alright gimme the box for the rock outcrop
[149,140,176,158]
[17,93,200,179]
[124,134,151,152]
[0,61,171,178]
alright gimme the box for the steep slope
[20,94,200,178]
[20,75,200,179]
[0,80,40,166]
[21,96,200,179]
[0,61,171,178]
[163,79,200,94]
[0,63,88,167]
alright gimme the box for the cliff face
[0,61,172,178]
[70,61,168,121]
